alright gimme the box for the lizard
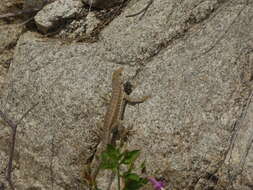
[89,67,150,188]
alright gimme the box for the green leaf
[100,144,121,169]
[124,173,140,181]
[123,172,148,190]
[140,160,146,169]
[124,180,143,190]
[121,150,140,165]
[106,144,121,158]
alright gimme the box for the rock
[85,12,100,35]
[0,25,22,52]
[23,0,50,11]
[82,0,123,9]
[1,0,253,189]
[0,31,117,189]
[0,65,7,95]
[188,0,219,23]
[0,24,23,92]
[34,0,83,33]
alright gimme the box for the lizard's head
[112,67,124,81]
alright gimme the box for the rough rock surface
[34,0,83,33]
[23,0,51,10]
[0,1,23,94]
[82,0,123,9]
[0,0,253,189]
[85,12,100,36]
[0,65,7,95]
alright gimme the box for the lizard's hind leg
[125,94,150,105]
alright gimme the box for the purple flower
[148,177,165,190]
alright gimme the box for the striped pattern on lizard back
[103,67,125,145]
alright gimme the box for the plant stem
[117,167,120,190]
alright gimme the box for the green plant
[99,144,148,190]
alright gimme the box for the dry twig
[0,103,39,190]
[126,0,153,19]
